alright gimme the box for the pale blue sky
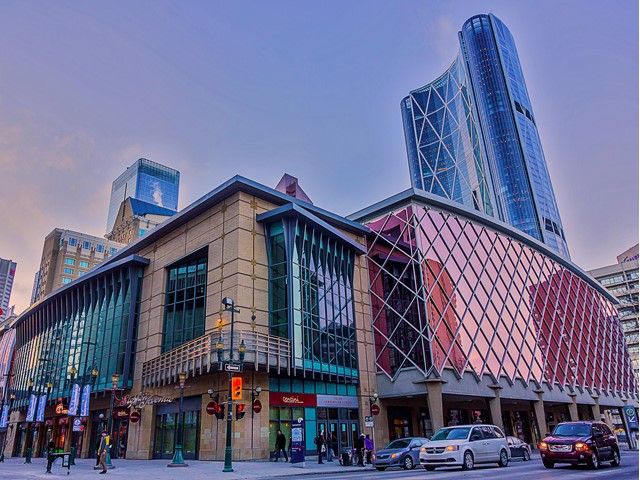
[0,1,637,312]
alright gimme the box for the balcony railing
[141,330,291,388]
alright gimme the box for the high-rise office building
[402,13,570,259]
[0,259,16,320]
[589,244,639,376]
[31,229,124,303]
[106,158,180,235]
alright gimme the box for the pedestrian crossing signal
[231,376,243,400]
[235,403,246,420]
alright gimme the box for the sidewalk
[0,457,373,480]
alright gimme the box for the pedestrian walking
[98,432,109,474]
[326,432,336,462]
[355,434,365,467]
[45,441,55,474]
[314,432,325,464]
[364,434,374,465]
[274,429,288,462]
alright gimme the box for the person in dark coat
[274,430,288,462]
[314,432,325,464]
[98,432,109,474]
[45,441,55,474]
[355,434,365,467]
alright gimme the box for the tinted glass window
[480,426,498,439]
[492,427,505,438]
[553,423,590,437]
[386,439,410,449]
[431,427,471,441]
[470,428,482,441]
[599,424,612,435]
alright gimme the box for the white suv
[419,424,510,471]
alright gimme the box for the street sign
[364,415,374,428]
[130,411,141,423]
[291,418,305,467]
[252,399,262,414]
[370,404,380,416]
[206,401,218,416]
[224,363,241,373]
[72,418,82,432]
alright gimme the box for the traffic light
[214,402,225,420]
[235,403,246,420]
[231,376,243,400]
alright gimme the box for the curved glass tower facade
[402,56,495,216]
[403,13,570,259]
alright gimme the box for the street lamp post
[168,372,188,467]
[0,392,15,462]
[105,373,119,469]
[220,297,241,473]
[24,378,34,464]
[68,366,77,465]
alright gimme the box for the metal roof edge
[257,203,367,254]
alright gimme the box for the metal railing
[141,330,290,388]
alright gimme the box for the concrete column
[568,394,579,422]
[590,395,601,423]
[425,379,445,433]
[488,385,503,431]
[533,390,547,439]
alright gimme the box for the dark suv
[538,421,620,469]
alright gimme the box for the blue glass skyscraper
[403,13,570,259]
[106,158,180,233]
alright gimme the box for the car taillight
[538,441,548,450]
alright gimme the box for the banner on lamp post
[0,404,8,428]
[36,394,47,422]
[25,394,37,422]
[68,384,81,416]
[79,384,91,417]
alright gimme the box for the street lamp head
[91,368,99,378]
[178,372,187,387]
[46,382,53,390]
[9,393,15,401]
[207,388,214,398]
[221,297,235,309]
[370,393,379,403]
[27,379,34,388]
[111,373,120,388]
[68,366,77,378]
[255,386,262,395]
[239,340,246,362]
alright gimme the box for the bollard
[70,446,76,466]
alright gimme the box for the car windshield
[385,439,411,449]
[431,427,471,441]
[552,424,591,437]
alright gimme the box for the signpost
[291,418,305,468]
[224,363,242,373]
[364,416,374,428]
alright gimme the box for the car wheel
[543,460,554,469]
[402,455,414,470]
[375,467,386,471]
[424,466,435,471]
[523,449,530,461]
[498,449,509,467]
[462,451,474,471]
[611,448,620,467]
[588,451,600,470]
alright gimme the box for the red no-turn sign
[130,411,141,423]
[370,404,380,416]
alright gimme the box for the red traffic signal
[235,403,246,420]
[231,376,243,400]
[208,401,224,420]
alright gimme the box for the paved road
[275,450,639,480]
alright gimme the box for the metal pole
[169,375,187,467]
[24,384,33,464]
[105,384,115,468]
[223,305,235,472]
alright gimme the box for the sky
[0,0,637,314]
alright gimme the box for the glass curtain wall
[266,219,359,379]
[11,264,144,405]
[162,254,207,352]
